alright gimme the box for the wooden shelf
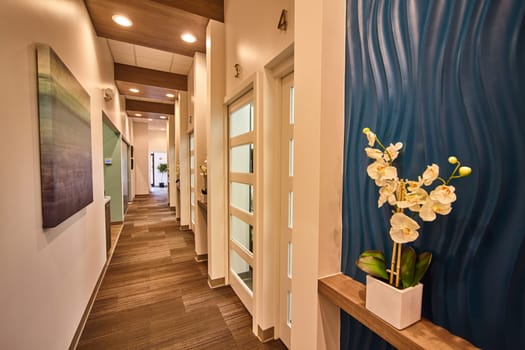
[318,273,479,350]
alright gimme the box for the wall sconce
[234,64,241,78]
[103,88,114,102]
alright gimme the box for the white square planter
[365,275,423,330]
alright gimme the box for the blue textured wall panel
[342,0,525,349]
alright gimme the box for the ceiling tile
[107,39,134,56]
[136,57,172,72]
[134,45,173,61]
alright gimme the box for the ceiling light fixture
[135,113,142,117]
[129,88,139,93]
[166,93,175,98]
[148,118,153,121]
[160,116,167,119]
[181,33,197,43]
[112,15,132,27]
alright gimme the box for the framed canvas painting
[36,43,93,228]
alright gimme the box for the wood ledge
[318,273,479,350]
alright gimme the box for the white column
[206,20,227,283]
[292,0,345,349]
[193,52,208,257]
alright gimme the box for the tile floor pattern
[78,189,286,350]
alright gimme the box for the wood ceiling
[84,0,224,120]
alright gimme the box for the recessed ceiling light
[160,116,167,119]
[135,113,142,117]
[166,93,175,98]
[112,15,132,27]
[129,88,139,93]
[148,118,153,121]
[181,33,197,43]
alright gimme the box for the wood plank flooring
[77,189,286,350]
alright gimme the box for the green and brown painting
[36,44,92,228]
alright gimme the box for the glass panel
[190,173,195,188]
[289,86,295,125]
[230,182,254,213]
[287,291,292,326]
[191,207,195,224]
[190,133,195,150]
[191,191,195,206]
[287,242,292,278]
[230,249,253,291]
[230,144,254,173]
[288,191,293,228]
[289,138,294,176]
[231,215,253,253]
[230,103,253,137]
[190,155,195,169]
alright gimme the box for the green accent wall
[103,120,123,223]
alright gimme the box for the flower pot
[365,275,423,329]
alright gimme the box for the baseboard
[195,253,208,262]
[69,225,123,349]
[179,224,190,231]
[257,325,275,343]
[208,275,226,289]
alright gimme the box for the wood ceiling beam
[115,64,188,91]
[150,0,224,22]
[126,99,174,115]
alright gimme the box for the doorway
[228,90,255,314]
[279,72,294,348]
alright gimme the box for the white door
[279,72,294,348]
[228,91,255,314]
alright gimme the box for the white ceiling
[107,39,193,75]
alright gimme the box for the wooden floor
[78,189,286,350]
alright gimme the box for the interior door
[228,91,255,314]
[279,72,294,348]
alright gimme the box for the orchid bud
[363,127,371,134]
[448,156,458,164]
[459,166,472,176]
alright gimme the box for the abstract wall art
[36,43,93,228]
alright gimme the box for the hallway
[78,190,286,349]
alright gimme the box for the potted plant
[157,163,168,187]
[356,128,472,329]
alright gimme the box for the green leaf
[400,246,416,288]
[356,256,388,280]
[413,252,432,285]
[359,250,386,262]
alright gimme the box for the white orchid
[422,164,439,186]
[364,128,376,146]
[359,128,471,289]
[378,181,398,207]
[367,161,398,186]
[396,187,429,212]
[429,185,456,204]
[365,147,384,160]
[419,200,452,222]
[384,142,403,162]
[389,212,420,243]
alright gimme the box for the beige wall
[133,121,150,195]
[224,0,294,96]
[0,0,128,348]
[292,0,346,349]
[149,129,168,153]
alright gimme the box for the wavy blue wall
[342,1,525,349]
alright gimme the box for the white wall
[225,0,294,96]
[0,0,128,349]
